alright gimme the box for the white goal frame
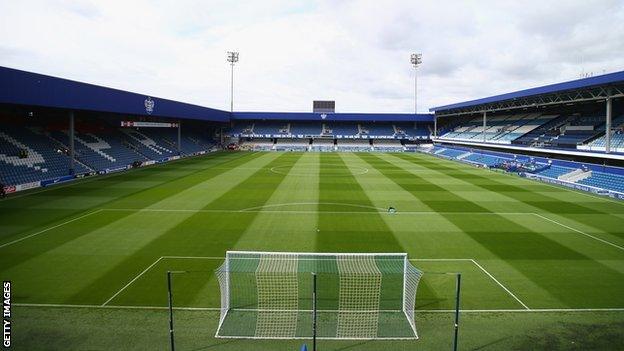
[215,250,422,340]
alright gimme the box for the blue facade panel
[0,66,230,122]
[232,111,434,122]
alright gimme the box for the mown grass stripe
[316,153,406,253]
[2,152,274,304]
[398,152,624,245]
[0,152,258,273]
[363,152,624,309]
[0,151,252,244]
[74,152,304,307]
[401,152,618,216]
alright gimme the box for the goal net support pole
[453,273,461,351]
[312,272,317,351]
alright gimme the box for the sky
[1,0,623,113]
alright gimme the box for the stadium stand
[240,139,275,151]
[323,122,358,137]
[274,139,309,151]
[578,115,624,152]
[290,122,322,136]
[310,139,335,152]
[372,139,403,152]
[439,113,561,144]
[0,117,217,187]
[120,128,177,161]
[439,110,624,154]
[577,172,624,193]
[252,121,290,136]
[228,120,431,140]
[394,123,431,139]
[422,144,624,197]
[336,139,372,152]
[231,123,255,135]
[462,153,505,167]
[359,123,395,138]
[534,165,574,179]
[0,125,90,185]
[49,128,146,171]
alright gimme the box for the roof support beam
[483,111,487,142]
[69,111,75,175]
[177,120,182,155]
[606,97,612,153]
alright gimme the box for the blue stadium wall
[231,111,433,122]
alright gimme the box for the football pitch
[1,151,624,350]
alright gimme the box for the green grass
[1,150,624,350]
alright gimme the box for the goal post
[215,251,423,340]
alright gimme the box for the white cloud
[0,0,622,113]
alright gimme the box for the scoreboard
[313,100,335,113]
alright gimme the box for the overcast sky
[1,0,623,113]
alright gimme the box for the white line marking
[12,303,624,313]
[471,259,530,310]
[101,256,164,306]
[239,202,385,212]
[533,213,624,251]
[98,256,476,305]
[102,208,535,215]
[520,172,624,205]
[419,308,624,313]
[14,303,220,311]
[0,209,104,249]
[162,255,473,261]
[406,151,624,205]
[163,255,226,260]
[14,257,622,315]
[412,258,474,261]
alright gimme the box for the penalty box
[102,256,526,313]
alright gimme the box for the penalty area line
[101,256,164,306]
[532,213,624,252]
[471,259,530,310]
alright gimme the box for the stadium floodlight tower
[410,53,422,114]
[227,51,239,112]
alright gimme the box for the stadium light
[227,51,239,112]
[410,53,422,114]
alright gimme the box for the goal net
[215,251,423,340]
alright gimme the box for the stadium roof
[0,66,230,122]
[0,66,433,123]
[430,70,624,115]
[232,111,434,122]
